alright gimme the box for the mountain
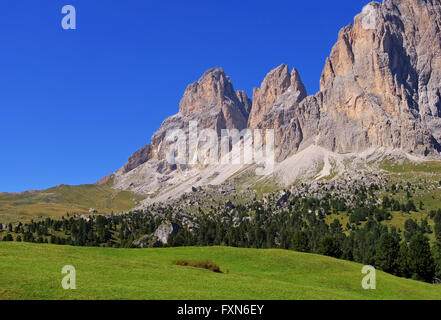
[259,0,441,159]
[108,0,441,203]
[122,68,250,174]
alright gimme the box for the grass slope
[378,159,441,240]
[0,243,440,300]
[0,183,144,224]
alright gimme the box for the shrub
[173,260,222,273]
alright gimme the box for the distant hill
[0,179,144,224]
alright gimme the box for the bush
[2,234,13,241]
[173,260,222,273]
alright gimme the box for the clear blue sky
[0,0,372,192]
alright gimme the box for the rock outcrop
[154,221,179,245]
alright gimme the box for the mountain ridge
[109,0,441,202]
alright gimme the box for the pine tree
[433,213,441,279]
[318,236,342,258]
[434,241,441,280]
[291,230,309,252]
[375,233,399,275]
[397,242,410,278]
[382,196,391,209]
[408,233,435,282]
[404,219,419,242]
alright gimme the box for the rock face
[122,68,251,174]
[258,0,441,159]
[317,0,441,154]
[248,64,307,129]
[236,90,253,116]
[179,68,249,126]
[113,0,441,198]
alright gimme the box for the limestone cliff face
[318,0,441,154]
[123,68,250,173]
[258,0,441,159]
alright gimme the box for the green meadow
[0,242,440,300]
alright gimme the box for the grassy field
[379,159,441,174]
[0,243,440,300]
[0,183,144,224]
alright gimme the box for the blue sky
[0,0,372,192]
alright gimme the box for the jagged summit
[180,68,237,114]
[248,64,307,128]
[122,67,251,174]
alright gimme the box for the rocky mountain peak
[121,68,251,174]
[179,68,237,114]
[177,66,250,130]
[290,68,307,102]
[248,64,307,128]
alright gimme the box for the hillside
[0,182,145,224]
[0,243,440,300]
